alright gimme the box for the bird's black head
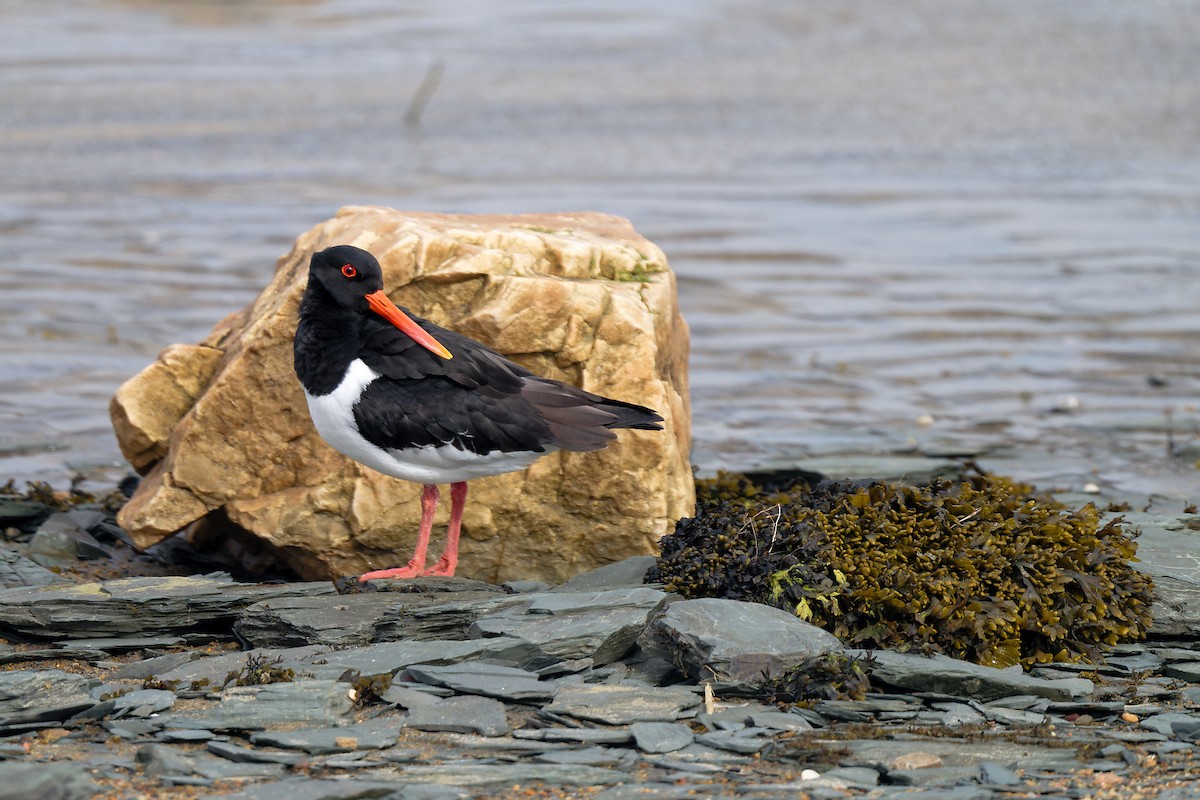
[307,245,385,310]
[303,245,453,360]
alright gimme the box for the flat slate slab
[403,662,555,703]
[166,680,354,731]
[471,586,668,664]
[546,684,701,724]
[249,719,400,754]
[0,761,96,800]
[0,575,335,639]
[861,649,1095,701]
[213,779,470,800]
[404,695,510,737]
[0,549,62,589]
[293,637,545,678]
[0,669,98,731]
[639,597,842,685]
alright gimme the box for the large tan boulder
[111,207,693,583]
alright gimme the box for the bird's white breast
[304,358,552,485]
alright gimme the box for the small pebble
[800,769,820,780]
[1121,711,1139,723]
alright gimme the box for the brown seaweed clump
[650,471,1154,669]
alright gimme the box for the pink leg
[424,481,467,576]
[359,484,439,581]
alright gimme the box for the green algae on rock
[649,471,1154,669]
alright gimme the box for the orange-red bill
[365,290,453,360]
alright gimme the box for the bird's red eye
[341,264,357,278]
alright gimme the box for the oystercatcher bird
[293,245,664,581]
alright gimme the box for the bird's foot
[422,558,457,577]
[359,561,425,582]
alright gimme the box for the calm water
[2,0,1198,502]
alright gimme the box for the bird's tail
[595,396,664,431]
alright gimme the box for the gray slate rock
[630,721,695,753]
[639,597,842,685]
[388,763,629,788]
[214,779,469,800]
[250,719,399,754]
[471,586,667,664]
[556,556,658,590]
[0,574,335,639]
[0,669,98,730]
[979,761,1022,786]
[694,731,771,754]
[861,649,1094,701]
[546,684,700,724]
[748,710,814,732]
[0,761,96,800]
[0,549,61,589]
[137,743,285,781]
[513,727,634,744]
[293,637,543,678]
[237,590,507,648]
[403,662,554,702]
[373,593,525,641]
[153,646,322,688]
[1140,711,1200,738]
[168,679,354,731]
[113,688,176,717]
[380,684,442,708]
[112,651,205,680]
[404,694,509,736]
[27,511,110,565]
[206,740,303,766]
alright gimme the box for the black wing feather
[355,306,664,455]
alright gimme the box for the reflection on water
[1,0,1198,501]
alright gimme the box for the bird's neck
[295,292,365,396]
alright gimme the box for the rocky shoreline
[1,485,1199,799]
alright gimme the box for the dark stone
[136,743,285,781]
[166,679,354,731]
[471,586,667,665]
[534,746,637,768]
[236,590,505,648]
[0,762,96,800]
[556,556,659,590]
[28,511,110,565]
[403,662,554,703]
[213,779,469,800]
[373,592,526,641]
[513,727,634,745]
[861,649,1094,701]
[380,684,445,707]
[638,597,842,686]
[630,721,695,753]
[0,575,335,640]
[249,720,400,754]
[54,636,185,653]
[0,549,60,589]
[385,763,630,789]
[404,694,510,736]
[0,669,97,731]
[291,637,544,679]
[156,729,216,743]
[111,651,205,680]
[546,684,700,724]
[693,731,770,754]
[979,760,1022,785]
[205,740,303,765]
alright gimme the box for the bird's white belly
[304,358,552,485]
